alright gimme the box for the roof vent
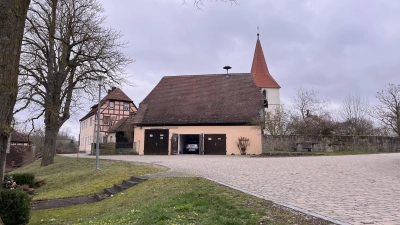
[223,65,231,77]
[111,87,116,91]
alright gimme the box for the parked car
[185,140,199,154]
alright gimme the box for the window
[109,101,114,109]
[90,117,92,126]
[103,116,110,125]
[124,103,129,111]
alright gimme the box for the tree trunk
[0,0,30,183]
[41,126,60,166]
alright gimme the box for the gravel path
[68,153,400,225]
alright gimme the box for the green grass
[10,156,332,225]
[29,177,328,225]
[9,156,164,200]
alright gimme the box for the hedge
[0,189,31,225]
[4,173,35,188]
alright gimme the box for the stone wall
[91,142,137,155]
[262,135,400,153]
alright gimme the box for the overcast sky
[57,0,400,139]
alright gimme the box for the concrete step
[94,192,108,201]
[104,188,118,196]
[114,184,128,192]
[130,176,147,182]
[123,180,140,187]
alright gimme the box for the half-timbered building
[78,87,137,153]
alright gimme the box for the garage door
[144,129,169,155]
[204,134,226,155]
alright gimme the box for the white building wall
[262,87,280,114]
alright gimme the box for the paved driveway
[74,153,400,225]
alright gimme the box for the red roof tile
[133,74,264,125]
[251,37,281,88]
[109,114,135,132]
[79,88,136,121]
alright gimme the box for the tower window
[264,99,268,108]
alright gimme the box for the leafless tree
[291,87,329,120]
[287,114,338,136]
[0,0,30,183]
[264,104,290,135]
[58,127,75,141]
[373,83,400,136]
[338,94,374,135]
[17,0,132,166]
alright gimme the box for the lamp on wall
[95,75,106,170]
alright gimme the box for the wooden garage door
[144,129,169,155]
[204,134,226,155]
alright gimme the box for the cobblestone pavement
[72,153,400,225]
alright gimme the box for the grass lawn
[9,156,333,225]
[29,177,331,225]
[8,156,165,200]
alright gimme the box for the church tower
[251,33,281,113]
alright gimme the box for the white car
[185,142,199,154]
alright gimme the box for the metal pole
[95,83,101,170]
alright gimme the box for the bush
[4,173,35,188]
[0,189,31,225]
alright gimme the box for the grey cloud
[58,0,400,138]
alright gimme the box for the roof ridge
[163,73,251,78]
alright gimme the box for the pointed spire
[251,32,280,88]
[257,26,259,39]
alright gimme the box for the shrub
[0,189,31,225]
[5,173,35,188]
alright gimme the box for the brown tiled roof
[79,88,136,121]
[109,114,135,132]
[133,74,264,126]
[251,37,281,88]
[11,130,30,143]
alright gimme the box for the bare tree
[373,83,400,136]
[17,0,132,166]
[0,0,30,183]
[338,94,374,135]
[291,87,329,120]
[287,114,338,136]
[264,104,289,135]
